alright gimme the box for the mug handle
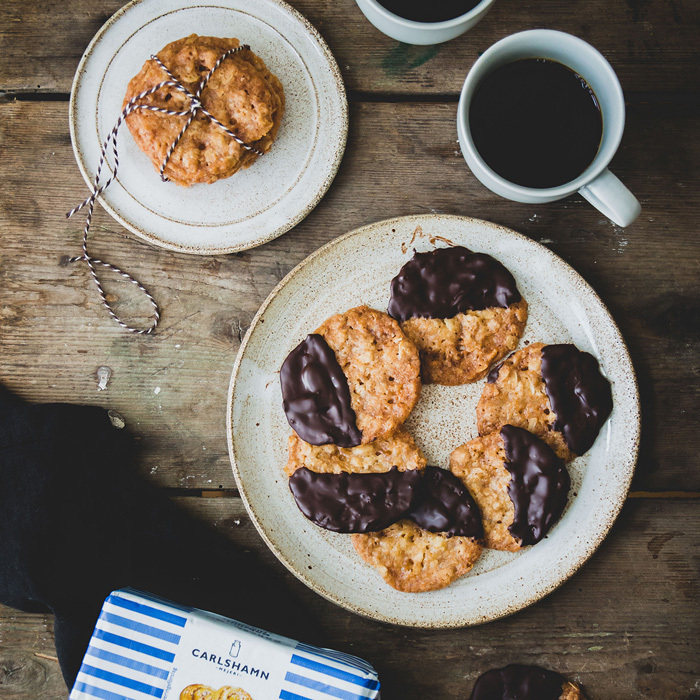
[579,168,641,227]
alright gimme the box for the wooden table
[1,1,698,698]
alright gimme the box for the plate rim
[68,0,348,256]
[226,213,641,628]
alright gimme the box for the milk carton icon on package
[229,640,241,658]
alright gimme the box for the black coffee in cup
[469,59,603,188]
[377,0,481,22]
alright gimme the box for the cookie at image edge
[124,34,285,186]
[469,665,585,700]
[401,298,528,385]
[285,427,426,476]
[315,306,421,444]
[352,519,483,593]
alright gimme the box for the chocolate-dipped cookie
[281,306,421,446]
[470,664,586,700]
[387,246,528,385]
[286,428,426,533]
[477,342,613,461]
[450,426,570,551]
[352,467,484,592]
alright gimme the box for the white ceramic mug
[354,0,496,45]
[457,30,641,227]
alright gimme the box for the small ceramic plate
[69,0,347,254]
[227,215,640,627]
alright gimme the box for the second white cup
[457,30,641,227]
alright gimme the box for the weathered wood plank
[0,497,698,699]
[1,0,699,96]
[0,99,698,491]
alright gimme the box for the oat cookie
[450,426,569,551]
[124,34,284,186]
[180,687,253,700]
[388,246,527,385]
[450,431,520,551]
[469,664,585,700]
[477,343,571,459]
[477,342,612,461]
[180,686,214,700]
[352,519,483,592]
[314,306,421,444]
[285,427,426,476]
[400,301,528,385]
[286,429,425,533]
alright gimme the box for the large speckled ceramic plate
[69,0,347,254]
[227,214,639,627]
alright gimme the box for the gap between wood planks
[2,90,700,105]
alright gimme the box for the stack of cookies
[280,245,612,593]
[124,34,285,186]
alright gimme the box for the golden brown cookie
[285,427,426,476]
[180,685,215,700]
[315,306,421,444]
[450,431,520,552]
[400,298,528,385]
[211,689,254,700]
[124,34,284,186]
[352,519,482,592]
[476,343,575,462]
[561,682,586,700]
[450,426,569,552]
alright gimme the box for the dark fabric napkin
[0,387,318,688]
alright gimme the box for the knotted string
[67,44,261,334]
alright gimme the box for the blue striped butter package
[69,589,381,700]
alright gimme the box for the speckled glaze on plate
[226,215,640,627]
[69,0,347,255]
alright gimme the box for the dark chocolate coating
[540,344,613,455]
[387,246,521,323]
[470,664,566,700]
[288,466,421,533]
[409,466,484,538]
[501,425,570,546]
[487,357,508,383]
[280,334,362,448]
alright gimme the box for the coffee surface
[470,664,565,700]
[469,58,603,188]
[280,334,362,448]
[377,0,481,22]
[388,246,521,322]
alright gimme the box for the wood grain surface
[0,1,699,699]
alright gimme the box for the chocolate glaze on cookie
[501,425,570,546]
[410,466,484,538]
[540,344,613,456]
[288,466,421,533]
[281,334,362,448]
[486,356,509,383]
[470,664,565,700]
[388,246,521,323]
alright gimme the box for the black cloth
[0,387,318,687]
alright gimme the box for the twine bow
[67,44,261,334]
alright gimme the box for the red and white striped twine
[67,45,261,334]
